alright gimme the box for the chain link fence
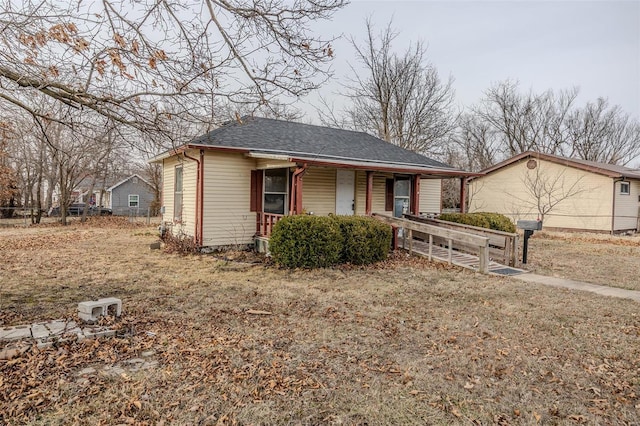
[0,206,161,227]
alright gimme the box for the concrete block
[0,325,32,341]
[78,298,122,322]
[31,324,50,339]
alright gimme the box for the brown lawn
[1,218,639,425]
[525,231,640,291]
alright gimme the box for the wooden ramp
[408,239,526,276]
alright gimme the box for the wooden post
[428,234,433,260]
[365,171,373,215]
[459,177,467,213]
[408,229,413,254]
[478,239,489,273]
[411,175,420,215]
[448,238,453,264]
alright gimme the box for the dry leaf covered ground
[0,218,639,425]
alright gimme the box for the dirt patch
[1,224,639,424]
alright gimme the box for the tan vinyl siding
[302,167,335,215]
[469,158,613,231]
[355,171,367,215]
[372,174,391,214]
[613,179,640,231]
[162,155,197,237]
[419,178,442,214]
[202,152,257,247]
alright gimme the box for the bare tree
[0,0,345,149]
[565,98,640,165]
[0,122,19,218]
[459,80,640,169]
[508,164,587,222]
[318,20,458,156]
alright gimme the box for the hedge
[438,212,516,233]
[269,215,392,268]
[336,216,392,265]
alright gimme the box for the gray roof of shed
[188,116,456,171]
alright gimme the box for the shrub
[161,230,200,255]
[438,212,515,233]
[336,216,392,265]
[477,212,516,233]
[439,212,490,229]
[269,215,343,268]
[269,215,392,268]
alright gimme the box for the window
[128,194,139,208]
[174,166,183,221]
[393,177,411,218]
[263,168,288,215]
[620,182,630,195]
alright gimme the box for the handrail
[372,213,490,273]
[404,214,519,266]
[256,212,284,237]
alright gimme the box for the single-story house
[101,174,156,216]
[468,151,640,233]
[151,116,472,248]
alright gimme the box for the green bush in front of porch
[269,215,392,268]
[269,216,343,268]
[337,216,392,265]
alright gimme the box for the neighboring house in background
[151,116,471,248]
[105,174,156,216]
[468,151,640,233]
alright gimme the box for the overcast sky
[301,0,640,122]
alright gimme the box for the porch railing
[256,212,284,237]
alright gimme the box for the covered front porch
[250,156,471,238]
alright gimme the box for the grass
[0,218,639,424]
[525,231,640,291]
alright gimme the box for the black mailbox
[516,220,542,264]
[517,220,542,231]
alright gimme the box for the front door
[335,169,355,215]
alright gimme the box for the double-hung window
[263,168,288,215]
[128,194,139,208]
[174,166,183,221]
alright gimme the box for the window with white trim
[128,194,139,208]
[263,168,288,215]
[620,182,630,195]
[174,166,183,221]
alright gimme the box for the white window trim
[263,168,289,215]
[620,181,630,195]
[128,194,139,207]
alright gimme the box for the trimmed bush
[477,212,516,233]
[336,216,392,265]
[269,215,392,268]
[438,212,516,233]
[269,215,343,268]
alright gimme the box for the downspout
[183,150,204,247]
[611,177,624,234]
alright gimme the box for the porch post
[365,171,373,215]
[410,175,420,215]
[460,177,467,213]
[289,164,307,215]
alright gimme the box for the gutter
[182,150,205,247]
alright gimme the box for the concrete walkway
[514,273,640,302]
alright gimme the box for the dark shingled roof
[188,116,455,170]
